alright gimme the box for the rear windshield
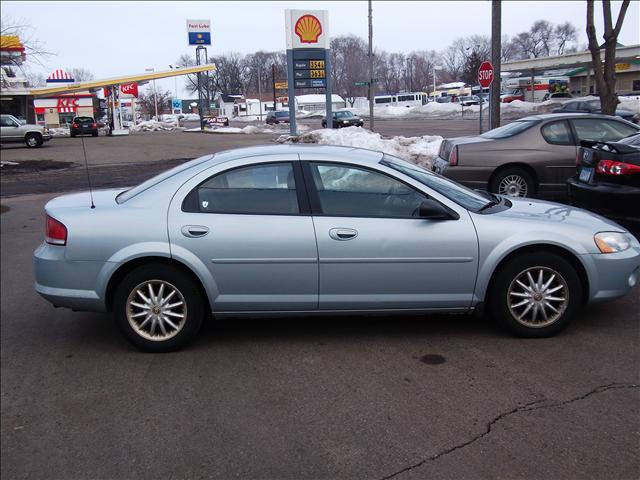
[480,120,539,139]
[74,117,94,122]
[116,155,213,203]
[275,111,289,117]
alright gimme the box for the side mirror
[417,199,459,220]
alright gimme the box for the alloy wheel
[126,280,187,341]
[498,174,528,197]
[507,266,568,328]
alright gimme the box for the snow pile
[1,160,19,167]
[278,126,442,169]
[130,120,181,132]
[49,127,70,137]
[197,124,310,134]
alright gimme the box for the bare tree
[137,88,173,117]
[69,67,94,82]
[330,35,369,101]
[554,22,578,55]
[586,0,631,114]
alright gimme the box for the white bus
[374,92,428,108]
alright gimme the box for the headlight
[343,120,349,123]
[594,232,631,253]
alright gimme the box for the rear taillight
[596,160,640,175]
[92,123,97,128]
[72,123,78,128]
[449,146,459,166]
[45,215,67,246]
[576,151,581,166]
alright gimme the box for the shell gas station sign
[285,10,332,136]
[285,10,329,49]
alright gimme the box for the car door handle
[329,228,358,241]
[181,225,209,238]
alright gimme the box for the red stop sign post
[477,61,494,134]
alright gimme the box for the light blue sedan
[34,145,640,351]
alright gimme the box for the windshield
[381,154,493,212]
[275,111,289,117]
[116,155,213,203]
[334,111,355,118]
[480,120,539,139]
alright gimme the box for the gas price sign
[292,49,327,88]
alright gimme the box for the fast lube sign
[285,10,332,135]
[187,19,211,45]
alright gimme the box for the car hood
[45,188,126,210]
[492,196,625,231]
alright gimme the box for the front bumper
[582,244,640,303]
[42,133,52,142]
[567,177,640,220]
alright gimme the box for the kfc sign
[120,82,139,97]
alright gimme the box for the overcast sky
[3,0,639,97]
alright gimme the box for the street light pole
[145,68,159,120]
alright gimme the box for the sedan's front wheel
[114,264,205,352]
[489,252,582,337]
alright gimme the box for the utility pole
[368,0,374,131]
[490,0,501,129]
[272,64,277,111]
[258,65,263,121]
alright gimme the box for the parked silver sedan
[34,145,640,351]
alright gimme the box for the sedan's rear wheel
[114,264,205,352]
[490,167,534,197]
[489,252,582,337]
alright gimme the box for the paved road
[1,193,639,480]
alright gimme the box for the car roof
[210,144,384,164]
[517,112,632,121]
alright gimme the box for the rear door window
[541,120,573,145]
[571,118,638,142]
[193,163,299,215]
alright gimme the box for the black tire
[321,121,326,128]
[70,133,76,138]
[25,133,43,148]
[92,131,98,137]
[113,263,206,352]
[488,252,582,337]
[489,167,535,197]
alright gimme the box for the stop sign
[478,61,494,88]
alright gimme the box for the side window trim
[182,160,310,216]
[301,160,442,220]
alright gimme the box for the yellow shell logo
[295,14,322,44]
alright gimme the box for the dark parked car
[552,99,638,124]
[432,113,640,197]
[265,111,290,125]
[322,110,364,128]
[70,116,98,137]
[567,133,640,223]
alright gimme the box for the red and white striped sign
[46,69,75,83]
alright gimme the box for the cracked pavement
[2,189,640,477]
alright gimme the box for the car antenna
[80,136,95,209]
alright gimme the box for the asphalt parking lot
[1,124,639,479]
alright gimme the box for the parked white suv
[0,114,52,148]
